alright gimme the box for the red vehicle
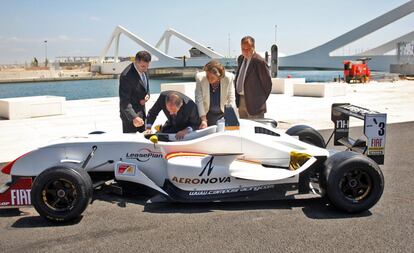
[344,57,371,83]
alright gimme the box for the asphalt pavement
[0,122,413,253]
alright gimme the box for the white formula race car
[0,104,386,222]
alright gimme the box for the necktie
[236,59,247,94]
[141,73,147,91]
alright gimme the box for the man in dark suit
[119,51,152,133]
[145,91,200,140]
[234,36,272,119]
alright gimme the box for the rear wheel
[31,166,93,222]
[323,151,384,213]
[286,125,325,148]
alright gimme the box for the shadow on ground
[0,208,83,228]
[94,188,372,220]
[11,215,83,228]
[1,185,372,228]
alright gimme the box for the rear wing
[330,103,387,164]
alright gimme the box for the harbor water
[0,70,344,100]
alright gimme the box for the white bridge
[94,1,414,74]
[279,0,414,71]
[94,26,236,75]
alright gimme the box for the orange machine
[344,57,371,83]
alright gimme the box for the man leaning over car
[144,91,200,140]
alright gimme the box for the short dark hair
[241,36,255,48]
[166,92,183,108]
[135,51,152,62]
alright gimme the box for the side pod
[114,162,169,196]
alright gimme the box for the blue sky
[0,0,413,64]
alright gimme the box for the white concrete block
[0,96,66,120]
[271,78,305,95]
[160,82,196,100]
[293,83,346,97]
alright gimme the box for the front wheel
[31,166,93,222]
[323,151,384,213]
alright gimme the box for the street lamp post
[228,33,231,58]
[274,25,277,44]
[44,40,48,67]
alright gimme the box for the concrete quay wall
[0,69,114,84]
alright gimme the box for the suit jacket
[194,71,236,117]
[234,53,272,115]
[147,91,200,132]
[119,63,149,121]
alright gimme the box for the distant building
[189,47,214,57]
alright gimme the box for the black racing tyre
[323,151,384,213]
[31,166,93,223]
[286,125,326,148]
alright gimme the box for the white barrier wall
[0,96,66,120]
[293,83,346,97]
[158,80,346,100]
[271,78,306,95]
[160,82,196,100]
